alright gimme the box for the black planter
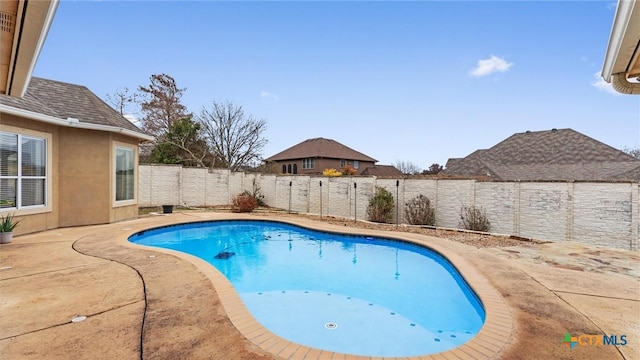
[162,205,174,214]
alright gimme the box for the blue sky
[34,0,639,169]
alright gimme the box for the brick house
[264,138,378,175]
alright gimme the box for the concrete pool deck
[1,212,638,359]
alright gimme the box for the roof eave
[5,0,59,98]
[602,0,640,84]
[266,155,376,162]
[0,103,154,141]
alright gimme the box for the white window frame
[303,158,315,169]
[353,160,359,169]
[113,142,137,207]
[0,125,52,215]
[340,159,347,168]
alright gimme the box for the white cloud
[591,72,619,95]
[470,55,513,77]
[260,91,280,101]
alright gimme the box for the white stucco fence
[139,165,639,250]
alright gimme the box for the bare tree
[106,87,138,116]
[138,74,190,137]
[623,146,640,159]
[394,160,421,175]
[197,100,267,171]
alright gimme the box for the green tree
[152,118,213,167]
[151,142,179,164]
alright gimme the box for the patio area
[1,211,638,359]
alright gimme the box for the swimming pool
[130,220,485,357]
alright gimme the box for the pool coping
[120,214,513,360]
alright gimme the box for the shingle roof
[444,128,640,181]
[265,137,377,162]
[0,77,147,137]
[359,165,404,177]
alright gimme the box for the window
[340,159,347,168]
[293,164,298,174]
[282,165,286,174]
[1,132,47,209]
[353,160,359,169]
[115,146,135,202]
[303,158,315,169]
[287,164,292,174]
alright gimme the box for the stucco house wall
[57,128,140,227]
[1,116,59,232]
[2,114,142,233]
[1,77,150,235]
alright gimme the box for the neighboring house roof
[601,0,640,94]
[359,165,404,177]
[265,137,377,162]
[444,128,640,181]
[0,77,152,141]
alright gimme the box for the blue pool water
[129,220,485,357]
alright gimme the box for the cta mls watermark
[563,333,628,349]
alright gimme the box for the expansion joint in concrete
[518,269,627,360]
[0,263,96,281]
[551,290,639,303]
[0,300,144,341]
[71,238,148,360]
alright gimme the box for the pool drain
[324,322,338,329]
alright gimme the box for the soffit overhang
[0,0,58,98]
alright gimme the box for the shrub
[231,193,257,213]
[459,205,491,232]
[341,165,357,175]
[323,168,342,177]
[245,178,266,207]
[241,190,265,207]
[404,195,436,226]
[367,186,395,223]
